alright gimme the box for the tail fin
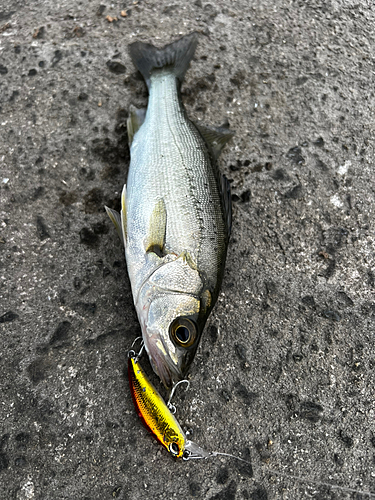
[128,32,198,90]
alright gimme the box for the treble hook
[167,379,190,414]
[128,337,144,361]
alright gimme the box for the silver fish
[106,33,233,388]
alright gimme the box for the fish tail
[128,32,198,90]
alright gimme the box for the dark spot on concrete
[189,482,201,497]
[79,227,99,246]
[285,184,303,199]
[241,190,251,202]
[0,11,15,21]
[216,466,229,484]
[235,383,258,405]
[0,452,9,471]
[28,68,37,76]
[92,221,108,235]
[324,259,336,278]
[210,480,237,500]
[36,216,50,240]
[73,277,81,289]
[15,432,30,445]
[74,301,96,315]
[31,186,45,200]
[251,487,268,500]
[299,401,323,422]
[301,295,315,308]
[368,270,374,288]
[51,50,63,67]
[220,388,231,403]
[292,353,303,362]
[59,190,78,206]
[106,61,126,74]
[208,324,218,344]
[322,310,341,322]
[78,92,88,101]
[324,227,348,254]
[27,357,52,384]
[0,65,8,75]
[272,168,287,180]
[9,90,19,101]
[316,158,328,172]
[100,164,120,180]
[33,26,45,39]
[230,70,245,87]
[0,311,19,323]
[92,137,130,166]
[38,60,45,67]
[333,453,344,466]
[96,4,106,15]
[336,291,354,307]
[231,194,240,202]
[49,321,71,345]
[84,188,104,213]
[235,343,247,362]
[339,430,353,448]
[15,456,27,467]
[296,76,308,86]
[314,137,324,147]
[286,146,305,165]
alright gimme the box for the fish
[106,33,233,389]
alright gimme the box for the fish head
[138,290,204,389]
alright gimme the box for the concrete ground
[1,0,374,499]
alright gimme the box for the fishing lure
[128,349,206,459]
[128,349,249,461]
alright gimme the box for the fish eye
[169,317,197,348]
[169,442,180,456]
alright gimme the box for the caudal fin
[128,32,198,90]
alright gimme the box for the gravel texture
[1,1,375,499]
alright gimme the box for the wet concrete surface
[1,0,375,499]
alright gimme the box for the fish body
[106,33,233,388]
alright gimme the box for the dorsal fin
[220,174,232,238]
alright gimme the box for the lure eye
[169,442,180,456]
[169,317,197,348]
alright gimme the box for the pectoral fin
[195,123,234,161]
[127,105,147,146]
[105,206,124,246]
[144,198,167,257]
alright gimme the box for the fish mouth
[143,334,184,389]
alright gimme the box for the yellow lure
[128,353,186,458]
